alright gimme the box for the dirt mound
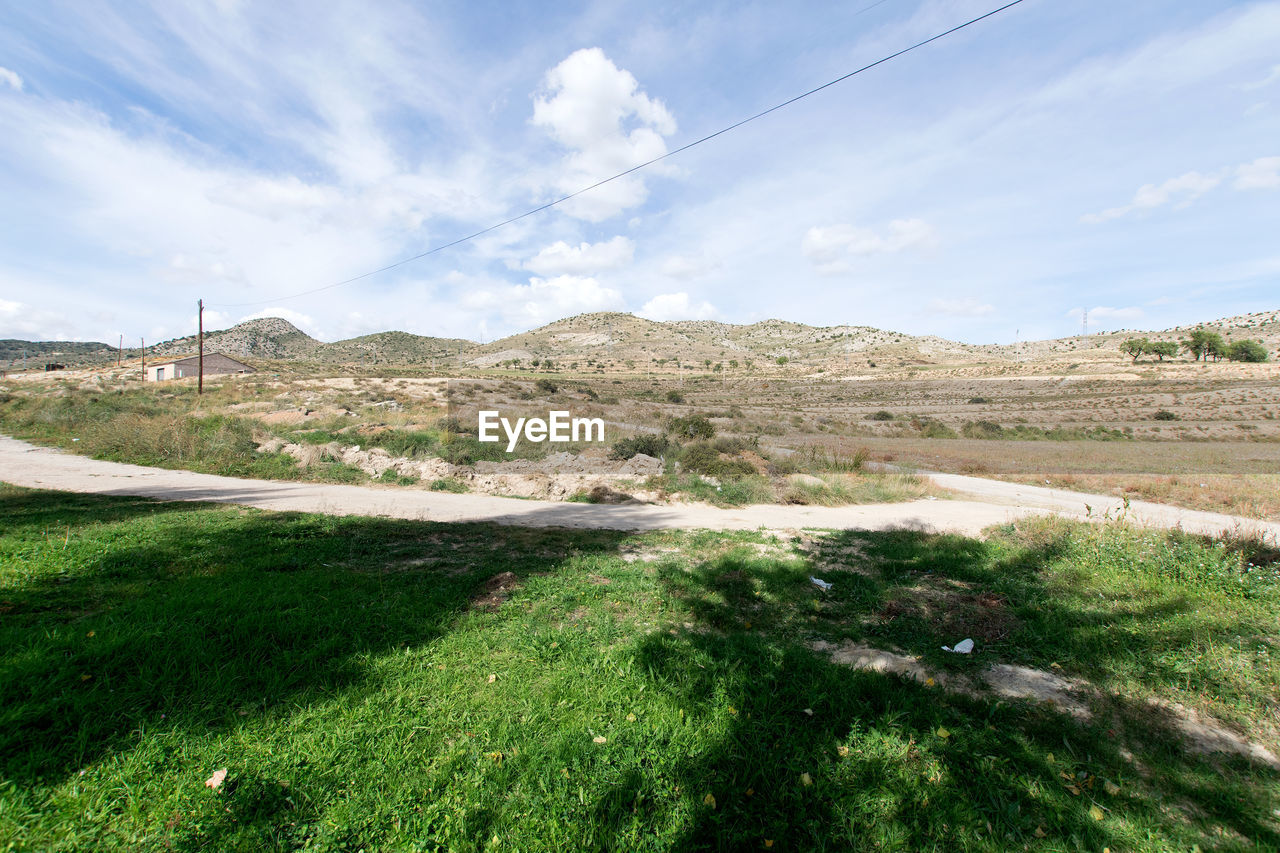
[471,571,521,611]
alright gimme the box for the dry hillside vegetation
[1,309,1276,517]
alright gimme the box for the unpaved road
[2,435,1277,539]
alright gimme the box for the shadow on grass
[622,526,1279,850]
[0,488,629,790]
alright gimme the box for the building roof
[152,352,252,368]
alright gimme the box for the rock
[619,453,662,477]
[256,437,285,454]
[787,473,826,488]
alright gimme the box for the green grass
[1,485,1277,850]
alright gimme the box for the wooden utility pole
[140,337,145,380]
[118,334,123,367]
[197,298,204,395]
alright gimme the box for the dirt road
[2,435,1276,539]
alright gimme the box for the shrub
[679,442,755,481]
[668,414,715,440]
[1227,339,1268,363]
[962,420,1005,439]
[609,434,670,460]
[967,396,990,405]
[1152,410,1179,421]
[665,390,685,404]
[912,417,958,439]
[866,410,895,421]
[535,378,558,394]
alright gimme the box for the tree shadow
[0,489,630,794]
[618,525,1279,850]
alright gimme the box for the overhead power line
[215,0,1027,309]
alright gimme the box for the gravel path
[2,435,1276,539]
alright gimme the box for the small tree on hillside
[1204,333,1227,362]
[1182,329,1226,362]
[1147,341,1178,361]
[1120,338,1150,362]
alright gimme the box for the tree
[1204,333,1227,362]
[1147,341,1177,361]
[1120,338,1149,362]
[1181,329,1225,362]
[1226,339,1268,362]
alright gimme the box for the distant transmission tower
[1082,309,1088,337]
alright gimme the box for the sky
[0,0,1277,346]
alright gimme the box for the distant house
[146,353,254,382]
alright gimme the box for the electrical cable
[214,0,1027,308]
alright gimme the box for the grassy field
[1,485,1277,850]
[0,379,938,508]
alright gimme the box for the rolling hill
[4,309,1277,374]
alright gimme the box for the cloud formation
[522,236,635,276]
[0,66,21,91]
[638,292,718,322]
[801,219,936,275]
[1082,171,1223,223]
[532,48,676,221]
[1065,306,1144,326]
[466,275,625,327]
[1234,156,1280,190]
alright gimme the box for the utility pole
[197,298,204,395]
[1082,309,1088,338]
[140,337,145,380]
[118,334,123,367]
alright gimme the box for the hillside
[0,339,118,369]
[5,308,1276,374]
[150,317,322,360]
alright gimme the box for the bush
[1152,410,1179,421]
[609,434,671,460]
[911,417,958,439]
[1227,340,1268,363]
[866,410,895,421]
[962,420,1005,439]
[679,442,755,481]
[535,378,558,394]
[967,397,989,405]
[665,390,685,404]
[668,414,715,440]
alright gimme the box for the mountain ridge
[4,309,1276,370]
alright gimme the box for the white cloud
[522,236,634,276]
[801,219,936,274]
[1066,305,1144,325]
[659,253,720,279]
[1082,170,1222,223]
[162,253,248,286]
[0,67,21,91]
[927,297,994,318]
[637,292,718,321]
[531,48,676,221]
[465,275,625,327]
[1234,156,1280,190]
[1241,63,1280,91]
[0,297,80,340]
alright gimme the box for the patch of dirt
[875,580,1018,644]
[981,663,1090,719]
[1146,698,1280,769]
[471,571,521,612]
[813,639,1280,767]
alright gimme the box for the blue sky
[1,0,1277,345]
